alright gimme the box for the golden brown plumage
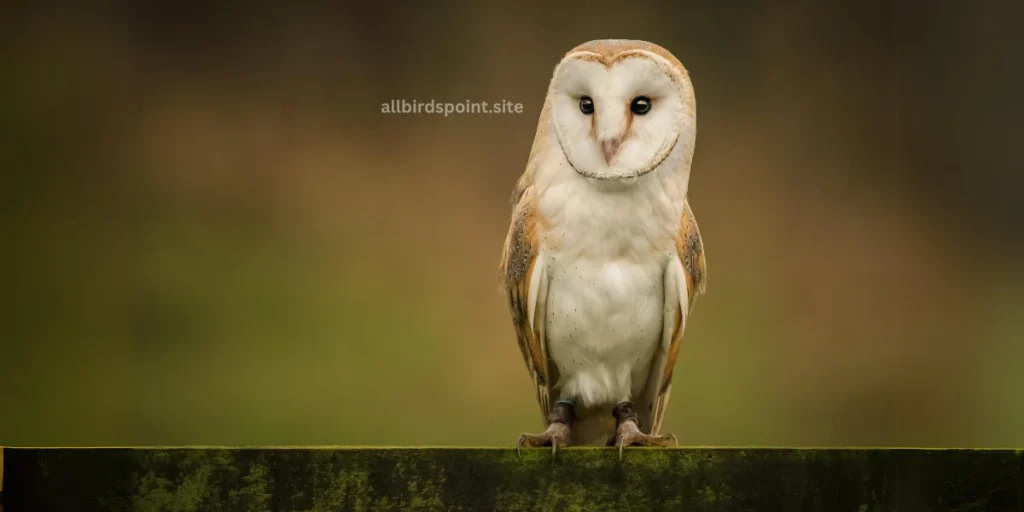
[499,185,554,424]
[646,201,707,435]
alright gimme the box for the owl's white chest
[536,167,686,408]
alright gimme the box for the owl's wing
[499,184,556,424]
[643,200,707,435]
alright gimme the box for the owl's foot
[612,401,678,460]
[516,423,570,459]
[516,401,574,459]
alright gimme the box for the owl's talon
[514,422,571,459]
[614,418,678,458]
[612,401,677,458]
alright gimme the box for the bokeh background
[3,2,1022,447]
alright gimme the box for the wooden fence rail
[1,447,1021,511]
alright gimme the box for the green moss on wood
[1,448,1021,511]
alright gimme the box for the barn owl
[499,39,707,456]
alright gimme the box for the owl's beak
[601,138,622,164]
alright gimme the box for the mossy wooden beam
[1,447,1021,511]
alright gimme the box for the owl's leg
[516,400,574,459]
[612,401,678,459]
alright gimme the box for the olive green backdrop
[3,2,1023,447]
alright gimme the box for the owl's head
[545,40,696,181]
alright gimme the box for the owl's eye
[630,96,652,115]
[579,96,594,115]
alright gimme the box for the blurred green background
[3,2,1023,447]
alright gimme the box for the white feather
[535,147,688,408]
[526,254,546,331]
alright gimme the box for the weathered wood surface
[1,447,1021,511]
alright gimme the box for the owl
[499,39,706,456]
